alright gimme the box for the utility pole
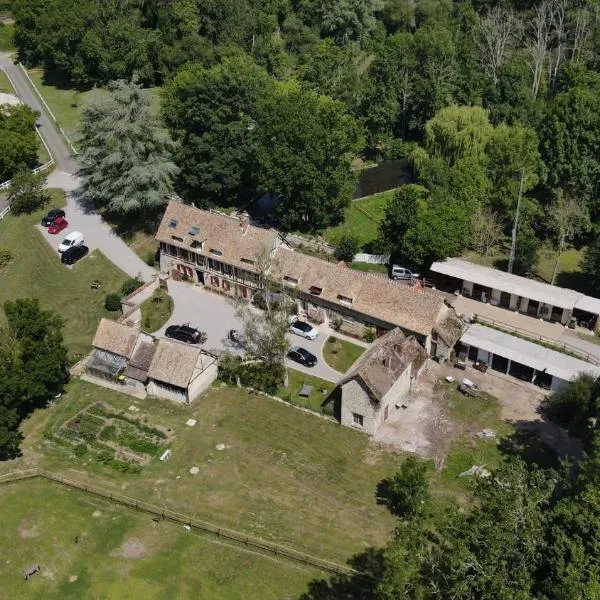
[507,168,525,274]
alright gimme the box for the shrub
[385,457,430,518]
[334,230,360,262]
[364,328,377,343]
[331,316,342,331]
[0,247,12,268]
[120,276,143,297]
[144,249,157,266]
[104,293,122,312]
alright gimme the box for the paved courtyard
[156,281,345,382]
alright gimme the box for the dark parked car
[287,346,318,367]
[61,244,89,265]
[41,208,66,227]
[165,324,203,344]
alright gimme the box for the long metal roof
[431,258,600,314]
[461,324,600,382]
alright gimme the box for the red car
[48,216,69,234]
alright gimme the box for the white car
[58,231,84,253]
[290,320,319,340]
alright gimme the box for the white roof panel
[461,324,600,382]
[431,258,581,310]
[574,295,600,315]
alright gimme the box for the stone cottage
[337,328,427,436]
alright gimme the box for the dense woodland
[13,0,600,276]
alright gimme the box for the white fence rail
[352,253,390,264]
[0,67,56,219]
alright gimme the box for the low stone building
[88,318,140,381]
[146,339,218,404]
[336,328,427,436]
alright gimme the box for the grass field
[140,289,173,332]
[0,479,321,599]
[0,22,14,52]
[277,368,337,412]
[0,68,12,93]
[324,189,396,250]
[0,193,128,356]
[323,336,365,373]
[26,69,163,149]
[9,379,398,562]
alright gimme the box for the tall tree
[7,169,50,215]
[475,6,516,85]
[164,54,273,206]
[0,105,38,183]
[79,79,178,214]
[256,81,363,231]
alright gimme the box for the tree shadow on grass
[498,420,583,470]
[298,548,383,600]
[375,478,401,518]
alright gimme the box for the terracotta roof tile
[92,319,138,359]
[156,201,278,272]
[271,248,444,335]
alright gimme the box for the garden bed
[45,402,172,473]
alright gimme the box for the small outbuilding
[336,328,427,436]
[147,339,218,404]
[88,318,139,380]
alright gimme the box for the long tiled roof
[271,247,445,335]
[148,339,202,388]
[156,201,278,273]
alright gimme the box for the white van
[391,265,420,281]
[58,231,84,253]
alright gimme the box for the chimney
[239,212,249,236]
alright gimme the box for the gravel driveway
[157,281,343,383]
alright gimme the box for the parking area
[156,281,344,382]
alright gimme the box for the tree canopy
[79,79,178,215]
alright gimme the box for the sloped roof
[434,311,464,347]
[156,201,278,273]
[431,258,582,311]
[272,247,445,335]
[92,319,138,359]
[339,328,427,402]
[461,324,600,382]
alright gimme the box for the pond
[354,159,412,198]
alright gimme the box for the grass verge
[0,22,14,52]
[323,189,396,250]
[140,288,173,332]
[0,478,321,599]
[0,192,128,356]
[323,336,365,373]
[277,368,337,412]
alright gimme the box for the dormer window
[169,218,178,228]
[191,240,203,249]
[283,275,298,286]
[337,294,353,305]
[309,286,322,296]
[210,248,223,256]
[240,257,255,266]
[171,235,183,242]
[188,225,199,236]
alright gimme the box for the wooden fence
[0,469,373,580]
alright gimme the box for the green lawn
[9,379,398,563]
[0,68,12,93]
[26,69,163,149]
[347,261,388,274]
[323,336,365,373]
[0,478,321,599]
[140,288,173,332]
[277,368,337,412]
[324,189,396,250]
[0,22,14,52]
[0,193,128,356]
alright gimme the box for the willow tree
[78,80,178,214]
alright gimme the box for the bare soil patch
[116,538,149,560]
[18,520,38,539]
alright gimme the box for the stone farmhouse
[156,201,463,357]
[88,319,217,404]
[336,328,427,436]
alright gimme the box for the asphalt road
[0,52,77,174]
